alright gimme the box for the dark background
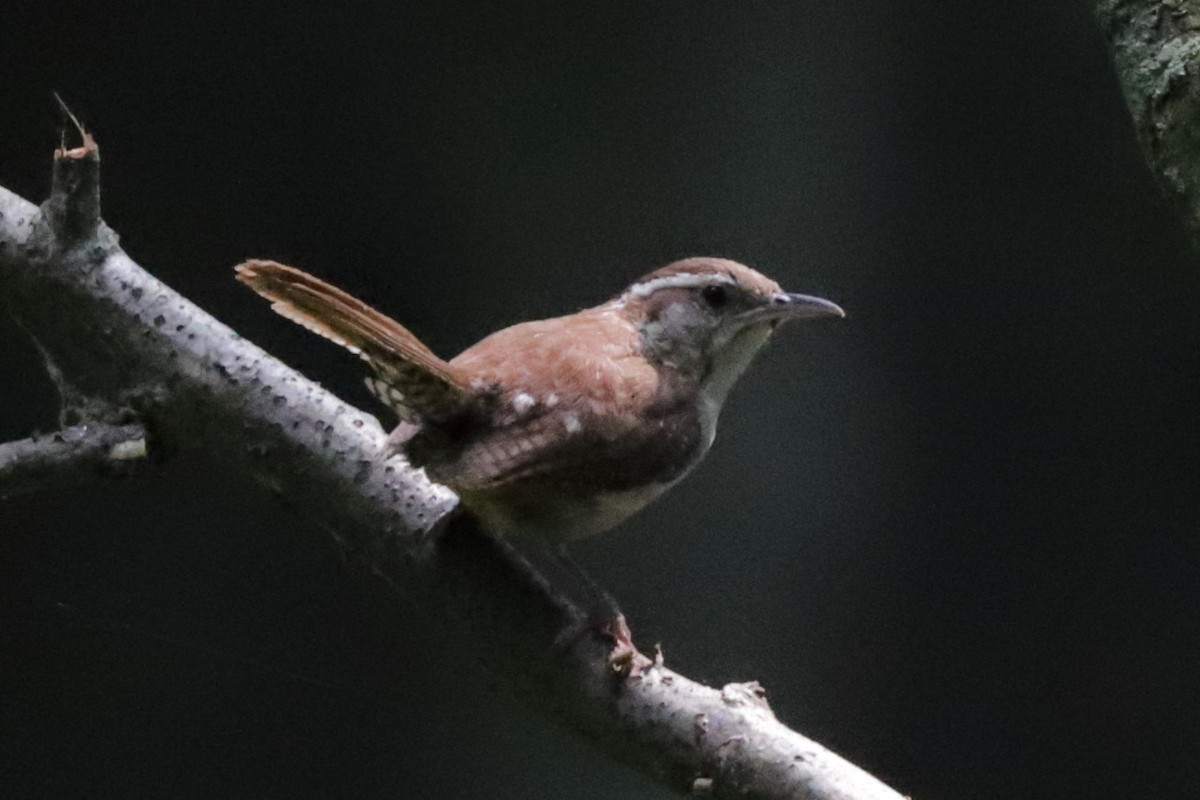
[2,2,1198,798]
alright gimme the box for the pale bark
[0,423,147,499]
[0,131,903,800]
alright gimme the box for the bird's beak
[744,292,846,326]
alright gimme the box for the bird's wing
[417,309,702,491]
[235,259,471,423]
[440,402,704,492]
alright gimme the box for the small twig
[0,423,148,500]
[42,95,101,248]
[53,92,89,148]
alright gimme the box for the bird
[235,257,843,548]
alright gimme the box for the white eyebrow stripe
[627,271,735,298]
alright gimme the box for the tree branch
[0,129,903,800]
[0,423,147,499]
[1098,0,1200,246]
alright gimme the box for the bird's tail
[235,259,470,422]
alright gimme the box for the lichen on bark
[1098,0,1200,244]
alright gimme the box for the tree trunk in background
[1098,0,1200,249]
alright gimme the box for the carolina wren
[235,257,843,545]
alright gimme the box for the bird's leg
[549,546,635,656]
[552,546,617,615]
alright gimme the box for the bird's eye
[701,284,728,309]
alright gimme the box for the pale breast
[459,478,683,544]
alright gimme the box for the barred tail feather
[235,259,470,422]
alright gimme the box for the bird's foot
[595,610,633,650]
[596,611,654,677]
[552,607,649,674]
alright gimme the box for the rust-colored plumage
[236,261,469,423]
[236,257,843,543]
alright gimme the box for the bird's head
[617,257,844,405]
